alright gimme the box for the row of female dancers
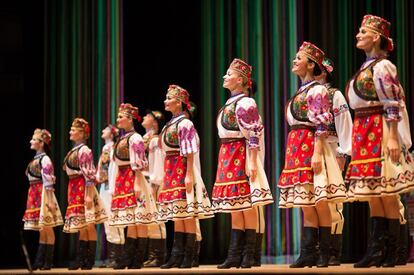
[22,14,413,270]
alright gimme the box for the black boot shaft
[161,232,185,269]
[290,227,318,268]
[253,233,264,267]
[382,219,401,267]
[113,237,136,269]
[68,240,88,270]
[81,240,96,270]
[32,243,46,270]
[316,227,331,267]
[328,234,342,266]
[144,238,167,267]
[396,223,408,265]
[241,229,256,268]
[217,229,245,269]
[40,244,54,270]
[180,233,197,268]
[354,217,387,268]
[192,240,201,267]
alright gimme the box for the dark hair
[379,36,389,51]
[325,70,333,84]
[308,59,322,77]
[181,102,189,114]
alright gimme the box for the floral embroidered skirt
[63,176,107,233]
[212,139,272,212]
[23,181,63,230]
[346,113,414,200]
[158,152,214,221]
[110,166,158,227]
[278,127,346,208]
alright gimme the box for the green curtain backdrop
[43,0,124,264]
[200,0,414,263]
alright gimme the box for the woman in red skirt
[278,42,347,268]
[110,103,159,269]
[158,85,214,269]
[63,118,107,270]
[23,129,63,270]
[345,15,414,268]
[212,59,273,269]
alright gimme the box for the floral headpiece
[33,128,52,146]
[167,84,191,110]
[361,14,393,51]
[72,118,90,139]
[298,41,325,69]
[119,103,141,121]
[229,58,252,88]
[322,57,334,74]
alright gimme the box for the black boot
[317,227,331,267]
[68,240,88,270]
[112,243,123,268]
[144,238,166,267]
[192,240,201,267]
[354,217,386,268]
[40,244,54,270]
[180,233,196,268]
[129,237,147,269]
[161,232,185,269]
[328,234,342,266]
[396,223,409,265]
[290,227,318,268]
[113,237,136,269]
[240,229,256,268]
[81,241,96,270]
[253,233,264,267]
[106,243,118,268]
[382,219,400,267]
[99,242,111,268]
[217,229,245,269]
[32,243,46,270]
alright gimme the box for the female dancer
[96,124,124,267]
[212,59,273,269]
[63,118,107,270]
[158,84,214,269]
[110,103,159,269]
[315,57,353,265]
[278,42,347,268]
[345,15,414,268]
[141,110,167,267]
[23,129,63,270]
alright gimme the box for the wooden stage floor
[1,264,414,274]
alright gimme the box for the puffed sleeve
[129,133,148,171]
[78,146,97,186]
[306,85,333,137]
[235,97,264,150]
[40,155,56,190]
[373,60,405,122]
[178,119,198,155]
[149,137,164,185]
[332,90,353,156]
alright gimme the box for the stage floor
[1,264,414,274]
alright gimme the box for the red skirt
[278,128,314,187]
[23,181,43,225]
[211,140,251,211]
[158,153,187,203]
[65,176,86,220]
[111,166,137,211]
[345,113,382,180]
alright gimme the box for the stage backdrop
[38,0,414,266]
[199,0,414,263]
[42,0,124,264]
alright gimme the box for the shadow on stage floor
[1,264,414,274]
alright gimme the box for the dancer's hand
[185,172,194,193]
[312,152,322,175]
[247,160,257,182]
[387,137,400,164]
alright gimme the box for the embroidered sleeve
[178,119,199,155]
[149,137,164,185]
[373,60,405,122]
[78,146,97,186]
[129,133,148,171]
[307,85,333,137]
[40,156,56,190]
[333,91,353,156]
[235,97,264,150]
